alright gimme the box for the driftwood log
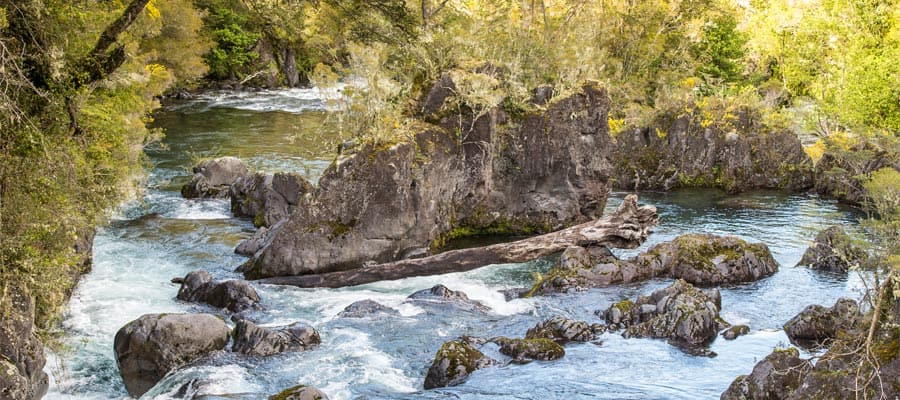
[257,194,658,288]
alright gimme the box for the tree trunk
[256,194,659,288]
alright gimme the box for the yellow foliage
[146,0,161,20]
[608,118,626,137]
[804,139,826,163]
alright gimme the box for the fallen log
[256,194,658,288]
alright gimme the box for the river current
[45,88,863,400]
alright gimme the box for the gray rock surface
[406,285,490,313]
[721,347,811,400]
[181,157,249,199]
[0,287,48,400]
[230,172,311,227]
[783,298,861,347]
[176,270,261,312]
[337,300,400,318]
[796,225,866,273]
[231,320,321,357]
[113,313,230,397]
[525,316,594,343]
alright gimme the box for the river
[45,88,863,400]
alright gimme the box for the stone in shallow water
[492,337,565,362]
[406,284,490,313]
[722,325,750,340]
[721,347,810,400]
[525,316,594,343]
[796,225,866,273]
[424,340,496,389]
[269,384,330,400]
[181,157,249,199]
[231,320,321,357]
[337,299,400,318]
[783,298,861,348]
[176,270,261,313]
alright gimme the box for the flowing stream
[45,89,864,400]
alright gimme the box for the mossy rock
[423,340,495,389]
[494,337,565,362]
[269,384,329,400]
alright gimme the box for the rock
[492,337,565,362]
[796,225,866,273]
[0,286,48,400]
[532,234,778,295]
[181,157,249,199]
[244,81,613,280]
[532,84,554,105]
[424,340,496,389]
[525,316,593,343]
[113,313,230,397]
[231,320,320,357]
[235,226,271,256]
[337,300,400,318]
[720,347,811,400]
[406,285,489,312]
[783,298,861,347]
[605,279,727,346]
[611,106,814,194]
[814,140,900,205]
[499,288,529,301]
[230,172,312,228]
[722,325,750,340]
[269,384,330,400]
[176,270,261,312]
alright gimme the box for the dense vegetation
[1,0,898,350]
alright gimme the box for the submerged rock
[532,234,778,295]
[181,157,249,199]
[721,347,811,400]
[0,285,48,400]
[604,280,728,346]
[611,106,814,193]
[783,298,861,347]
[231,320,321,357]
[406,285,490,313]
[176,270,261,312]
[492,337,565,362]
[424,340,496,389]
[796,225,866,273]
[113,313,230,397]
[525,316,594,343]
[230,172,311,228]
[721,325,750,340]
[337,300,400,318]
[269,385,330,400]
[244,82,614,279]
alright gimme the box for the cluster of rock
[603,279,730,347]
[424,315,598,389]
[531,233,779,295]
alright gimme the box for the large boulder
[269,385,330,400]
[0,288,48,400]
[796,225,866,273]
[531,234,778,295]
[721,347,811,400]
[231,320,321,357]
[243,81,614,279]
[783,298,861,347]
[113,313,230,397]
[611,106,814,193]
[405,285,490,313]
[181,157,249,199]
[230,172,312,228]
[176,270,261,312]
[604,279,728,346]
[491,337,565,362]
[424,340,496,389]
[525,316,594,343]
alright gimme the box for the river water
[45,89,864,400]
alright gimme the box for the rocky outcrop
[0,287,48,400]
[235,226,271,256]
[231,320,321,357]
[814,141,900,205]
[492,337,565,362]
[424,340,496,389]
[604,280,728,346]
[797,226,866,273]
[405,285,489,313]
[721,347,811,400]
[113,313,230,397]
[783,298,861,347]
[243,81,614,279]
[269,385,330,400]
[612,106,814,193]
[525,316,594,343]
[722,325,750,340]
[181,157,249,199]
[337,300,400,318]
[176,270,261,312]
[532,234,778,295]
[230,172,311,228]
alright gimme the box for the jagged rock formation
[424,340,496,389]
[181,157,249,199]
[176,270,261,312]
[531,233,778,295]
[783,298,861,348]
[243,81,615,280]
[230,172,311,228]
[231,320,321,356]
[0,287,48,400]
[796,226,867,273]
[604,279,729,346]
[113,313,230,397]
[611,106,814,193]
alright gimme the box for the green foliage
[694,14,747,86]
[197,0,260,80]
